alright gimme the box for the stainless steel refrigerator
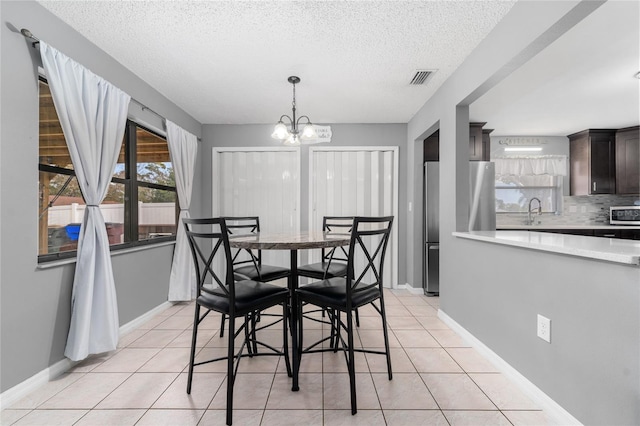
[423,161,496,296]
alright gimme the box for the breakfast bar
[453,230,640,266]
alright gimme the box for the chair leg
[187,304,200,394]
[244,314,253,357]
[297,298,304,371]
[355,308,360,327]
[329,309,336,349]
[282,299,292,377]
[220,313,226,338]
[251,311,258,354]
[378,299,393,380]
[346,309,357,415]
[226,314,236,426]
[333,311,341,353]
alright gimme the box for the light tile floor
[1,289,553,425]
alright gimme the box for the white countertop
[453,230,640,265]
[497,225,640,230]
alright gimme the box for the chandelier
[271,76,317,145]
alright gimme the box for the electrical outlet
[537,314,551,343]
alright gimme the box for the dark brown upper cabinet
[615,126,640,194]
[423,130,440,162]
[481,128,493,162]
[469,122,487,161]
[569,129,616,195]
[422,123,490,162]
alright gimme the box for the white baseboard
[119,301,173,336]
[0,301,174,410]
[394,283,424,295]
[438,309,582,426]
[0,356,75,410]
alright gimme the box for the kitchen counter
[453,230,640,265]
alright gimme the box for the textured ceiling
[37,0,516,125]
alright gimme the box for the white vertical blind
[310,148,398,288]
[213,148,299,268]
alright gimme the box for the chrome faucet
[527,197,542,225]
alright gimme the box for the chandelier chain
[292,82,296,110]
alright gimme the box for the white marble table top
[229,231,351,250]
[453,230,640,265]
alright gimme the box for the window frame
[38,77,177,263]
[495,176,563,215]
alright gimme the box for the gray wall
[450,241,640,424]
[0,1,201,392]
[199,123,408,285]
[406,1,640,424]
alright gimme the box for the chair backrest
[346,216,394,299]
[321,216,354,263]
[183,217,236,308]
[223,216,262,269]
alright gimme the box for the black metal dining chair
[295,216,394,415]
[297,216,353,280]
[224,216,290,282]
[297,216,356,344]
[183,217,291,426]
[219,216,291,339]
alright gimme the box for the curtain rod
[21,28,201,142]
[20,28,40,47]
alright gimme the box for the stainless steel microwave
[610,206,640,225]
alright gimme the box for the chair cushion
[234,264,290,282]
[197,280,288,316]
[297,261,348,280]
[296,277,380,310]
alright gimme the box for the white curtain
[40,42,131,361]
[494,155,567,176]
[166,120,198,301]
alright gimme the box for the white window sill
[36,240,176,270]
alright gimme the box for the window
[38,79,177,262]
[495,174,562,213]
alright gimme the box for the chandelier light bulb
[284,133,300,145]
[271,122,289,140]
[301,123,317,139]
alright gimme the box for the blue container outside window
[65,223,82,241]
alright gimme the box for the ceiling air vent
[409,70,436,85]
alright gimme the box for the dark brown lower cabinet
[536,229,640,240]
[499,228,640,240]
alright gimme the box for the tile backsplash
[497,194,640,226]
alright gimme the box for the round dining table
[229,230,351,391]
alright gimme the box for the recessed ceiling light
[504,147,543,152]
